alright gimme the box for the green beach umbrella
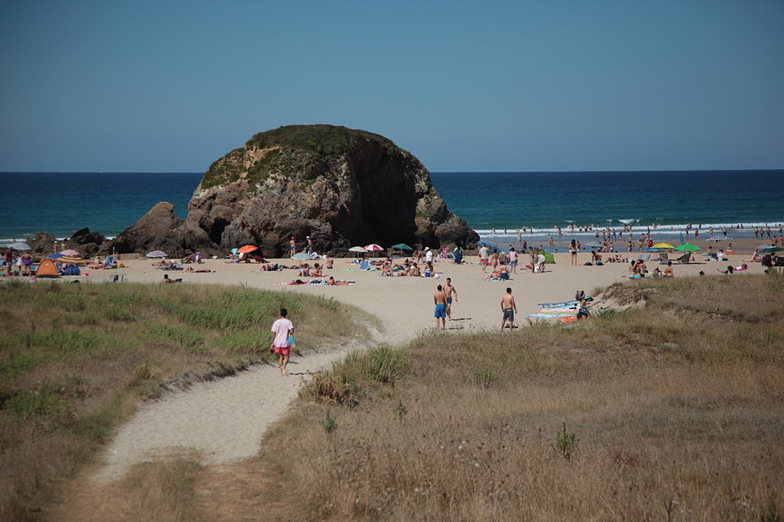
[348,246,366,253]
[756,247,784,255]
[674,243,701,252]
[390,243,414,251]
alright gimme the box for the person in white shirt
[270,308,294,376]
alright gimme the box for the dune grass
[5,274,784,520]
[226,274,784,521]
[0,279,375,521]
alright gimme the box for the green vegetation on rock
[200,125,410,191]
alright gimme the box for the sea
[1,170,783,250]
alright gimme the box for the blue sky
[1,1,782,173]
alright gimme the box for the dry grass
[234,274,784,520]
[5,275,784,520]
[0,280,374,521]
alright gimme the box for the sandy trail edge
[91,338,380,484]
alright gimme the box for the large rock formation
[113,125,478,257]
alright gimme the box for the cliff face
[114,125,478,257]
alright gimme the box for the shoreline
[3,221,783,248]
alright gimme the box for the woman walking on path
[270,308,294,376]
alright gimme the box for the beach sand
[82,238,769,482]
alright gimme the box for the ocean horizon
[2,170,783,248]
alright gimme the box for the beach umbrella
[237,245,258,254]
[60,249,80,256]
[57,256,87,265]
[348,246,366,253]
[364,243,383,252]
[674,243,701,252]
[757,247,784,255]
[652,243,675,250]
[477,240,499,251]
[292,252,312,261]
[146,250,167,258]
[755,244,773,251]
[7,242,31,250]
[390,243,414,251]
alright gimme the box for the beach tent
[35,258,59,278]
[63,264,81,276]
[538,250,555,264]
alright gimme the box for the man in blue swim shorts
[434,284,446,330]
[500,287,517,331]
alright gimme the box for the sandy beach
[81,238,771,482]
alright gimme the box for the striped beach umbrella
[57,256,87,265]
[146,250,167,258]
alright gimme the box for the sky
[1,1,783,173]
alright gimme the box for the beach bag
[287,334,296,348]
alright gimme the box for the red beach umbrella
[237,245,259,254]
[364,244,384,252]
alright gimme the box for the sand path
[90,249,763,483]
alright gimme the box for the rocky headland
[110,125,478,257]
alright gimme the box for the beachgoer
[289,236,296,257]
[5,249,13,277]
[434,284,446,330]
[444,277,458,320]
[479,245,489,272]
[306,236,313,253]
[270,308,294,376]
[508,247,517,274]
[569,240,578,266]
[21,252,32,276]
[425,247,433,264]
[500,287,517,331]
[665,261,674,277]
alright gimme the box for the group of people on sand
[378,257,434,277]
[432,277,458,329]
[4,249,33,277]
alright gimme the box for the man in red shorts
[270,308,294,376]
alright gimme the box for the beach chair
[675,252,691,264]
[359,259,370,271]
[643,254,651,262]
[658,252,669,264]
